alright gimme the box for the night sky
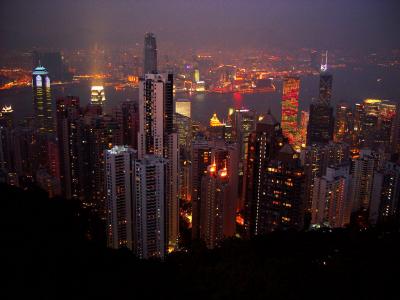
[1,0,400,51]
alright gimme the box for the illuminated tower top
[320,50,328,73]
[90,85,106,106]
[32,65,54,133]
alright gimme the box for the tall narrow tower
[281,76,300,145]
[33,65,54,133]
[144,33,158,74]
[138,73,179,253]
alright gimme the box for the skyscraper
[244,113,288,237]
[33,65,54,133]
[133,155,167,259]
[350,149,377,212]
[281,76,300,145]
[311,165,351,228]
[105,146,137,250]
[306,52,334,145]
[56,96,84,200]
[144,33,158,74]
[138,73,179,252]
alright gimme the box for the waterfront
[1,66,400,125]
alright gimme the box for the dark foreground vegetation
[1,183,400,300]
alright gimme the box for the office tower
[369,161,400,224]
[0,106,15,173]
[306,52,334,145]
[133,155,167,259]
[56,96,85,200]
[200,163,229,249]
[349,149,377,212]
[105,146,137,250]
[175,99,191,118]
[307,103,334,145]
[391,103,400,155]
[138,73,179,251]
[144,33,158,74]
[263,144,304,232]
[356,99,396,150]
[319,51,333,105]
[32,65,54,133]
[244,113,288,237]
[311,165,351,228]
[298,110,309,147]
[334,103,353,143]
[90,85,106,106]
[176,113,192,201]
[281,76,300,145]
[32,51,72,82]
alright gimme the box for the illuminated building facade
[175,99,191,118]
[144,32,158,74]
[32,65,54,133]
[105,146,137,250]
[307,53,334,145]
[90,85,106,106]
[244,113,288,237]
[311,165,351,228]
[133,155,166,259]
[138,73,179,251]
[200,163,230,249]
[281,76,300,145]
[264,144,304,232]
[350,149,377,212]
[334,103,353,143]
[369,161,400,224]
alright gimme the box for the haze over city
[1,1,400,299]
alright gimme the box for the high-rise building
[56,96,85,200]
[90,85,106,106]
[306,52,334,145]
[114,100,139,150]
[144,33,158,74]
[244,113,288,237]
[307,103,334,145]
[105,146,137,250]
[369,161,400,224]
[133,155,167,259]
[350,149,377,212]
[281,76,300,145]
[32,65,54,133]
[200,163,230,249]
[319,51,333,106]
[138,73,179,251]
[311,165,351,228]
[334,103,353,143]
[391,103,400,155]
[263,144,304,232]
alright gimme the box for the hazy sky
[1,0,399,52]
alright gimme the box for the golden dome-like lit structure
[209,113,223,127]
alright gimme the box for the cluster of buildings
[1,35,400,259]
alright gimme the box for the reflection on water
[1,66,400,126]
